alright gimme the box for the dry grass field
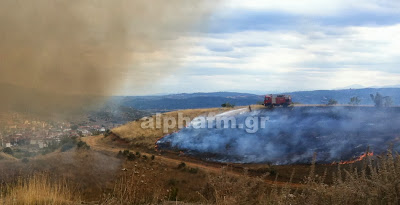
[1,173,76,204]
[0,152,17,161]
[2,106,400,204]
[111,107,245,150]
[2,149,400,204]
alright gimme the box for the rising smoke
[157,107,400,164]
[0,0,218,116]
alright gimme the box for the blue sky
[121,0,400,95]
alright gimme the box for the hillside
[111,107,238,150]
[0,152,17,161]
[286,88,400,105]
[110,88,400,112]
[113,92,263,112]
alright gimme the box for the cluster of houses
[0,118,108,149]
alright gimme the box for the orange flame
[337,152,374,165]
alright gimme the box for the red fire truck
[263,94,292,108]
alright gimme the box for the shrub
[168,187,179,201]
[3,147,13,155]
[60,143,75,152]
[221,102,235,108]
[268,168,277,176]
[21,158,29,163]
[123,150,130,156]
[327,99,338,105]
[127,153,136,161]
[103,129,112,137]
[177,162,186,169]
[167,178,178,186]
[76,141,90,150]
[188,168,199,174]
[349,96,361,105]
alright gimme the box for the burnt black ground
[157,106,400,164]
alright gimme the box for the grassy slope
[0,149,122,202]
[112,107,250,150]
[0,152,17,161]
[3,105,400,204]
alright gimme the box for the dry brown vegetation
[0,152,17,161]
[205,151,400,205]
[0,173,77,205]
[2,151,400,204]
[0,149,122,202]
[112,107,238,150]
[2,106,400,204]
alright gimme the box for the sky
[118,0,400,95]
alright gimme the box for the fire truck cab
[264,94,292,108]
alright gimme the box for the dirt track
[83,135,302,187]
[83,135,226,174]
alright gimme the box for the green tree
[371,93,393,107]
[76,141,90,150]
[370,92,384,107]
[349,96,361,105]
[2,147,13,155]
[221,102,235,108]
[327,99,338,105]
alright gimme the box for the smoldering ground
[157,107,400,164]
[0,0,219,117]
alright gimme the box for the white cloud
[224,0,400,16]
[117,4,400,95]
[150,23,400,94]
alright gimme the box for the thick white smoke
[157,107,400,164]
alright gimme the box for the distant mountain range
[111,88,400,112]
[336,84,400,89]
[286,88,400,105]
[2,82,400,116]
[110,92,263,112]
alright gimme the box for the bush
[76,141,90,150]
[268,168,277,176]
[177,162,186,169]
[117,150,137,160]
[349,96,361,105]
[327,99,338,105]
[221,102,235,108]
[188,168,199,174]
[103,129,112,137]
[60,143,75,152]
[168,187,179,201]
[167,178,178,186]
[2,147,13,155]
[21,158,29,163]
[127,153,136,161]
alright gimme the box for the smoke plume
[0,0,217,116]
[157,107,400,164]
